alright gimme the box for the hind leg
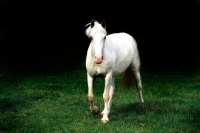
[133,70,144,103]
[130,58,144,103]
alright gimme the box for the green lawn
[0,63,200,133]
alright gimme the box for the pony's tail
[121,69,136,89]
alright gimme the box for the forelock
[85,22,107,37]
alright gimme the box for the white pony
[85,19,144,123]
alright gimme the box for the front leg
[101,73,112,123]
[87,73,99,115]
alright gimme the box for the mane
[85,21,107,38]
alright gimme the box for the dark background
[0,0,200,74]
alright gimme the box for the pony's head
[85,20,107,37]
[85,19,107,64]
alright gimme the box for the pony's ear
[101,20,106,29]
[91,19,95,28]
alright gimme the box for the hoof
[91,107,100,115]
[92,109,100,115]
[101,120,108,123]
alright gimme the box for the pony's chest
[86,64,108,76]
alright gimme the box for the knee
[103,94,109,102]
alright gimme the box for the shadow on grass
[111,100,200,130]
[0,88,62,132]
[112,101,177,116]
[0,95,34,132]
[0,97,29,113]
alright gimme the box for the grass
[0,62,200,133]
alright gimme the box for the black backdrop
[0,0,200,73]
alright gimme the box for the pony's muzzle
[94,56,103,64]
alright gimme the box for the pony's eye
[90,36,93,40]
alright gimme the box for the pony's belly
[112,68,127,76]
[112,59,131,76]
